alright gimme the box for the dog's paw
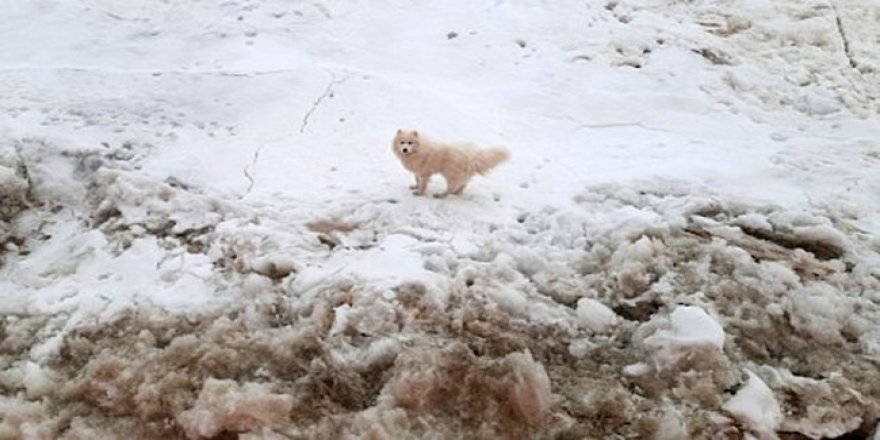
[409,184,418,190]
[433,193,448,199]
[412,190,425,196]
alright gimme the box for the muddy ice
[1,142,879,439]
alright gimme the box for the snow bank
[1,180,877,438]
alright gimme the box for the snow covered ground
[2,0,880,438]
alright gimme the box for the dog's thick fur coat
[392,129,509,197]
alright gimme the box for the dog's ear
[413,130,419,138]
[396,129,402,135]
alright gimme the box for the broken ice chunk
[643,305,726,371]
[722,371,782,438]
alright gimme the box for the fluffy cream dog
[392,129,509,198]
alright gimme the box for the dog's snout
[402,147,410,154]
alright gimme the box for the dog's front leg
[413,174,430,196]
[409,174,419,190]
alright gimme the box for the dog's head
[393,129,420,157]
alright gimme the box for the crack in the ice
[241,74,348,198]
[831,3,858,70]
[242,140,268,199]
[53,288,80,304]
[530,111,681,136]
[0,65,319,78]
[572,120,677,135]
[155,250,183,270]
[300,75,346,133]
[297,265,348,296]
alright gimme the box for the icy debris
[523,300,578,332]
[350,299,401,337]
[0,396,51,439]
[722,371,782,438]
[347,234,428,282]
[91,171,226,234]
[862,330,880,363]
[575,298,619,333]
[387,344,552,428]
[0,167,28,216]
[507,350,553,426]
[512,247,547,276]
[784,284,853,345]
[568,338,595,359]
[450,234,479,255]
[240,273,274,298]
[790,224,848,257]
[212,221,316,283]
[609,236,662,298]
[764,367,871,439]
[239,429,294,440]
[0,150,29,222]
[305,218,357,234]
[487,286,528,316]
[795,93,841,116]
[248,253,298,280]
[177,378,293,439]
[329,338,401,374]
[642,306,726,371]
[622,362,652,377]
[734,212,773,233]
[22,361,55,399]
[329,303,354,336]
[729,210,851,262]
[653,408,688,440]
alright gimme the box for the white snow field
[2,0,880,438]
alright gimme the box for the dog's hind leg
[435,175,466,198]
[452,180,469,195]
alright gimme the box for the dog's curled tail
[473,147,510,175]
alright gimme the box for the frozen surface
[1,0,880,438]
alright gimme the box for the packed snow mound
[2,155,879,437]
